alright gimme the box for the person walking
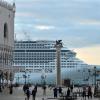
[23,84,29,94]
[34,85,37,93]
[23,84,27,94]
[25,88,31,100]
[53,87,58,98]
[87,86,92,99]
[70,84,73,92]
[67,88,70,97]
[42,85,46,96]
[58,87,62,96]
[9,84,13,94]
[82,87,86,100]
[32,88,37,100]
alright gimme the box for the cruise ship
[13,40,97,85]
[13,40,76,72]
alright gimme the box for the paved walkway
[0,86,99,100]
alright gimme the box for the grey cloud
[9,0,100,48]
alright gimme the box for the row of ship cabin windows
[14,62,77,66]
[25,66,55,68]
[15,46,53,49]
[14,58,55,61]
[15,43,54,47]
[14,55,66,58]
[14,54,55,57]
[14,64,75,68]
[14,53,56,55]
[14,52,65,55]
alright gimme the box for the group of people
[23,84,37,100]
[23,84,47,100]
[82,86,93,100]
[0,84,13,94]
[53,86,63,98]
[53,85,94,100]
[23,84,64,100]
[22,84,94,100]
[53,85,73,98]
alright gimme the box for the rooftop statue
[0,0,15,11]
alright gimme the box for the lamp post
[41,73,46,86]
[41,74,43,85]
[28,75,30,84]
[25,71,27,84]
[0,71,2,92]
[23,71,27,84]
[2,72,4,87]
[16,76,22,85]
[94,66,97,96]
[18,76,20,84]
[88,69,91,84]
[10,72,13,85]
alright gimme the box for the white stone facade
[0,0,15,71]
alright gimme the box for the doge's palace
[0,0,15,85]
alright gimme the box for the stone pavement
[0,86,99,100]
[0,86,57,100]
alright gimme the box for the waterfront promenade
[0,86,99,100]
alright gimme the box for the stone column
[55,40,63,86]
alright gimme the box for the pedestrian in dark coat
[67,88,70,97]
[23,84,26,93]
[87,86,92,99]
[58,87,62,96]
[23,84,29,94]
[53,87,58,98]
[82,87,86,100]
[42,85,46,96]
[70,85,73,92]
[25,88,31,100]
[9,84,13,94]
[32,88,37,100]
[34,85,37,93]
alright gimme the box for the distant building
[0,1,15,81]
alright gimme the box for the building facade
[0,1,15,82]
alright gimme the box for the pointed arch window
[4,23,8,38]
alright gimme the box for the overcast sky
[6,0,100,65]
